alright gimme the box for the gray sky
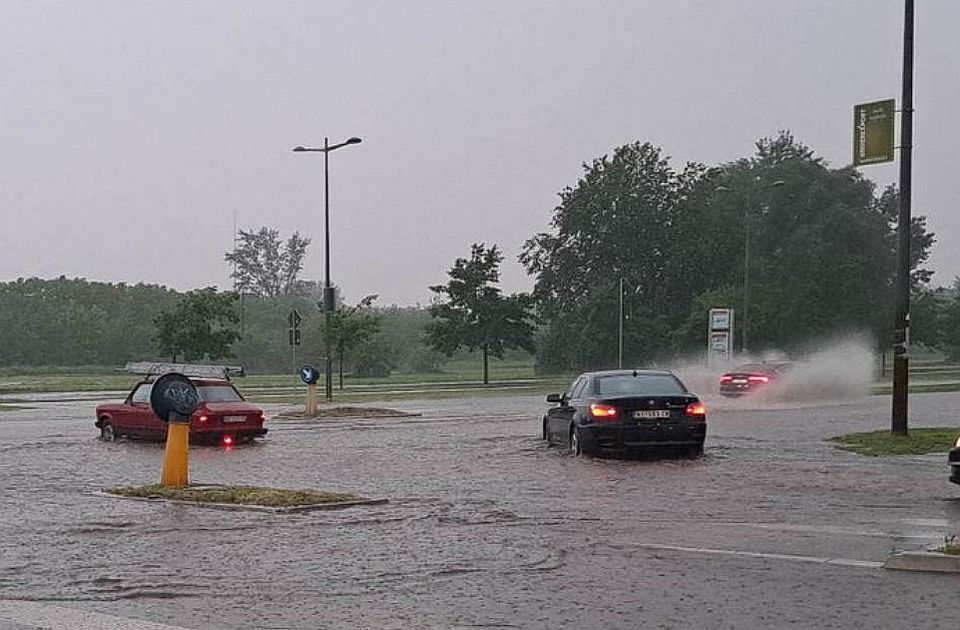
[2,1,957,305]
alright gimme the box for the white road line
[630,542,884,569]
[0,601,196,630]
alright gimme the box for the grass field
[0,357,573,403]
[827,427,960,457]
[3,357,960,401]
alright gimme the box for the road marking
[629,542,883,569]
[0,601,196,630]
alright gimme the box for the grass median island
[828,427,960,457]
[106,484,363,507]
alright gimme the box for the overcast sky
[2,1,957,305]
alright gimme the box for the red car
[95,370,267,445]
[719,361,793,397]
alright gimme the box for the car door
[548,377,584,443]
[125,382,156,438]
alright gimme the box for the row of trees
[0,131,952,375]
[520,132,938,370]
[420,132,943,376]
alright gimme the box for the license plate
[732,379,748,384]
[633,410,671,419]
[223,415,247,423]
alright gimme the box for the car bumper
[720,384,759,396]
[580,422,706,453]
[949,447,960,484]
[191,427,267,443]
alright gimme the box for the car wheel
[570,425,582,457]
[686,444,704,457]
[100,421,117,442]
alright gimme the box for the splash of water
[668,334,876,403]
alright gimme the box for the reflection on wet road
[2,393,960,628]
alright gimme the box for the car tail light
[686,402,707,419]
[198,415,208,423]
[590,404,619,420]
[222,435,234,447]
[720,375,733,382]
[748,375,770,383]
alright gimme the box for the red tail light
[686,402,707,419]
[720,375,733,382]
[198,415,208,423]
[590,404,619,420]
[222,435,234,446]
[748,375,770,383]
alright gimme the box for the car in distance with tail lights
[95,363,267,446]
[719,361,793,397]
[542,369,706,457]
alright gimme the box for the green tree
[154,288,240,362]
[330,295,382,387]
[521,141,700,370]
[692,133,936,352]
[523,133,937,370]
[427,243,535,384]
[225,227,311,297]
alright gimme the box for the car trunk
[194,402,263,430]
[596,395,696,424]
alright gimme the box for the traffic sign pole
[306,383,318,416]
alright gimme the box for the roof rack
[124,362,246,379]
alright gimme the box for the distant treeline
[0,277,447,373]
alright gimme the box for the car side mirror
[546,393,562,403]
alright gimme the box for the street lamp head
[770,180,786,187]
[292,146,307,152]
[346,137,362,145]
[714,185,731,192]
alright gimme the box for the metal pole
[742,185,752,355]
[618,278,624,368]
[892,0,913,435]
[323,137,334,403]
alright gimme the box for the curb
[883,551,960,573]
[93,491,388,513]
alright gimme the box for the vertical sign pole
[306,383,318,415]
[892,0,913,436]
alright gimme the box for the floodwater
[2,392,960,629]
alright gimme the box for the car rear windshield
[595,374,686,397]
[197,385,243,403]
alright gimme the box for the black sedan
[949,435,960,484]
[542,369,706,457]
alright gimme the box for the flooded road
[2,392,960,629]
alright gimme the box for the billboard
[853,99,895,166]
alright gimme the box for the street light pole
[892,0,914,436]
[743,185,752,355]
[293,136,362,403]
[618,277,624,369]
[715,178,784,356]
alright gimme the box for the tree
[427,243,536,384]
[154,288,240,362]
[523,133,937,371]
[225,227,311,297]
[329,295,382,387]
[521,141,700,370]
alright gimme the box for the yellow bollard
[306,382,318,416]
[160,422,190,486]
